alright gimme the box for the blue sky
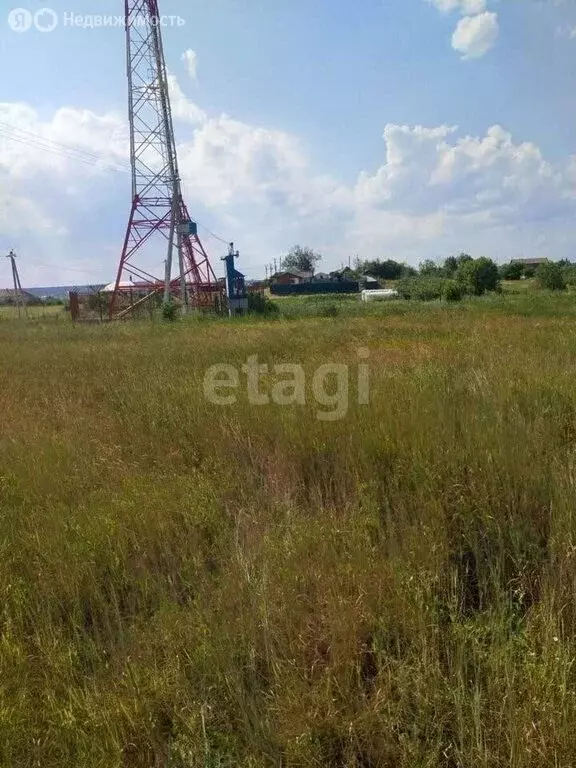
[1,0,576,285]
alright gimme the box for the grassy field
[0,304,66,321]
[2,289,576,766]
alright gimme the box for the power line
[0,121,233,246]
[197,223,231,246]
[0,119,132,170]
[0,126,130,173]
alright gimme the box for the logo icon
[34,7,58,32]
[7,8,33,32]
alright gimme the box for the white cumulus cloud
[452,11,499,58]
[1,74,576,286]
[182,49,198,82]
[460,0,487,15]
[426,0,499,58]
[427,0,486,14]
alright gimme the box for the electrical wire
[0,126,131,173]
[197,224,231,246]
[0,119,132,171]
[0,121,234,245]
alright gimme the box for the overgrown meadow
[1,289,576,766]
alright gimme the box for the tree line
[278,245,572,296]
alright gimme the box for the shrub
[563,266,576,287]
[320,303,339,318]
[396,277,446,301]
[161,299,178,321]
[87,292,107,316]
[443,280,463,302]
[247,292,279,316]
[43,297,65,307]
[537,261,566,291]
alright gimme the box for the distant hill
[0,288,43,306]
[26,286,105,300]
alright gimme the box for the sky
[1,0,576,286]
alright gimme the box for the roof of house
[101,281,133,293]
[511,258,548,265]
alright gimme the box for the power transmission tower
[5,250,27,319]
[110,0,218,318]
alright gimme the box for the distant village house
[270,270,314,285]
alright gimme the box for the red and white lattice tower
[110,0,218,318]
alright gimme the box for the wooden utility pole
[5,250,27,319]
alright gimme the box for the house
[101,281,133,293]
[313,272,334,282]
[510,258,548,268]
[271,270,313,285]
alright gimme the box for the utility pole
[5,250,27,319]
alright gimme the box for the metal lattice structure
[110,0,219,318]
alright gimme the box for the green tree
[443,256,459,276]
[282,245,322,274]
[537,261,566,291]
[419,259,441,276]
[359,259,405,280]
[457,257,500,296]
[499,261,524,281]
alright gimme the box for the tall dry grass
[1,297,576,766]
